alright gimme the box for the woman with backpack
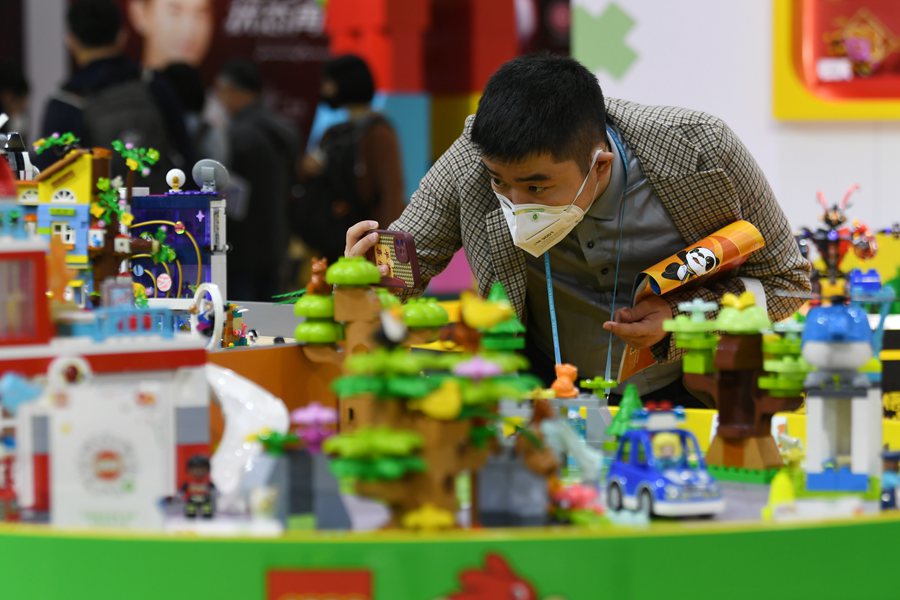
[296,55,405,263]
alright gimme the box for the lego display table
[0,514,898,599]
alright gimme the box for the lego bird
[460,290,514,330]
[409,379,462,420]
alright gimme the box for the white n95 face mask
[497,149,602,257]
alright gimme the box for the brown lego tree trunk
[354,407,491,527]
[684,332,801,471]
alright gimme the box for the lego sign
[267,570,372,600]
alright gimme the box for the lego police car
[606,409,724,518]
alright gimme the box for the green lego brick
[708,465,779,484]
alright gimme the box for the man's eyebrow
[484,166,552,183]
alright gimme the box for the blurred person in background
[159,62,228,164]
[215,59,300,301]
[127,0,215,70]
[0,62,30,139]
[39,0,194,185]
[295,54,404,263]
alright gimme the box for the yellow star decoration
[120,212,134,227]
[89,202,105,219]
[721,290,757,310]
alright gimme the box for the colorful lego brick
[430,93,480,161]
[379,93,430,199]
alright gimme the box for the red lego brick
[33,453,49,512]
[326,0,430,36]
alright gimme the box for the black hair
[67,0,122,49]
[161,63,206,113]
[218,59,263,94]
[323,54,375,106]
[0,62,29,97]
[471,54,607,174]
[187,455,210,470]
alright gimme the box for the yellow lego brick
[431,94,480,161]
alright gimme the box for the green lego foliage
[581,377,618,394]
[32,132,80,155]
[385,375,443,398]
[377,288,401,308]
[325,256,381,286]
[256,430,300,456]
[324,427,423,458]
[402,297,449,328]
[716,304,770,334]
[93,177,126,225]
[294,321,342,344]
[331,374,385,398]
[139,226,176,264]
[294,293,335,319]
[329,455,426,482]
[111,140,159,176]
[707,465,778,484]
[606,383,642,438]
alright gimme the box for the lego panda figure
[661,246,719,282]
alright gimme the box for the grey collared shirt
[524,125,686,395]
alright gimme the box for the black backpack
[294,115,384,263]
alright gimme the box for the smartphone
[365,230,422,289]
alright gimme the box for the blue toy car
[606,427,724,518]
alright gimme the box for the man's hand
[602,295,672,349]
[345,220,388,275]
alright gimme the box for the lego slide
[206,364,289,509]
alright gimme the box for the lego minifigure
[179,454,215,519]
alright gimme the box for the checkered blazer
[391,98,811,359]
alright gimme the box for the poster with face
[118,0,330,142]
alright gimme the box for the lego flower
[119,212,134,227]
[126,158,139,171]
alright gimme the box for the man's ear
[593,147,615,175]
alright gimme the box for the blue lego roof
[801,302,873,345]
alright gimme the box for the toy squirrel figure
[550,363,579,399]
[306,257,332,295]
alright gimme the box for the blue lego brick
[378,93,430,201]
[175,406,210,444]
[807,469,869,492]
[33,415,49,454]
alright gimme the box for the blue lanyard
[544,127,629,386]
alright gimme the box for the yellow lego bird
[460,290,514,330]
[410,379,462,420]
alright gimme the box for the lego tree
[111,140,160,202]
[605,383,643,440]
[324,288,542,530]
[667,292,804,477]
[294,261,343,347]
[758,316,812,399]
[32,132,80,157]
[481,282,526,351]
